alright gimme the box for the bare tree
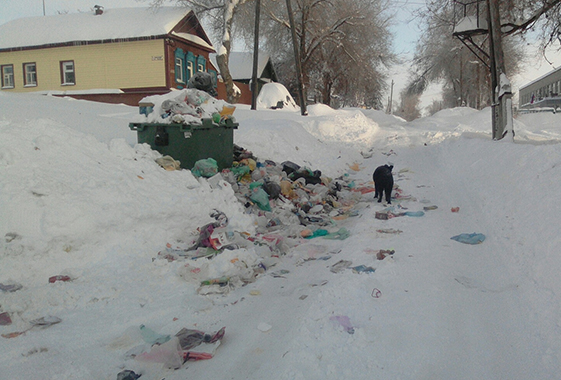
[407,0,526,110]
[249,0,395,108]
[395,90,421,121]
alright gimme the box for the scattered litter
[0,312,12,326]
[451,233,486,245]
[348,162,361,171]
[375,249,395,260]
[371,288,382,298]
[376,228,403,234]
[0,283,23,292]
[140,324,171,345]
[30,316,62,327]
[270,270,290,278]
[155,155,181,171]
[258,323,272,332]
[5,232,21,242]
[423,205,438,211]
[403,211,425,217]
[48,275,71,283]
[22,347,48,357]
[299,295,308,300]
[352,265,376,274]
[2,316,62,339]
[324,228,350,240]
[330,260,352,273]
[329,315,355,334]
[451,207,460,213]
[375,211,389,220]
[310,280,329,287]
[132,326,225,368]
[250,290,261,296]
[116,370,141,380]
[197,283,231,295]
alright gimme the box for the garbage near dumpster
[187,72,218,97]
[130,88,238,170]
[153,144,374,296]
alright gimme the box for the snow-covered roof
[171,32,214,51]
[0,7,196,50]
[453,15,488,35]
[210,52,272,80]
[519,65,561,91]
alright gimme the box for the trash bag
[140,324,171,345]
[136,336,183,369]
[281,161,300,176]
[187,72,218,97]
[116,370,141,380]
[262,181,281,199]
[155,155,181,171]
[450,233,486,244]
[250,186,272,211]
[191,158,218,178]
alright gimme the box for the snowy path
[165,139,561,380]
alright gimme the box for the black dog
[373,164,394,204]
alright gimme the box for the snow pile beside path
[303,106,381,148]
[256,83,299,111]
[0,117,253,249]
[235,116,362,178]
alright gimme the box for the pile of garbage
[136,87,235,126]
[158,144,376,295]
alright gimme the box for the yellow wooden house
[0,6,219,105]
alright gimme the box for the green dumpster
[129,118,238,170]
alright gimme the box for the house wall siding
[0,39,166,92]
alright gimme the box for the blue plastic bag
[450,233,486,244]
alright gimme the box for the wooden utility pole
[286,0,307,116]
[251,0,261,110]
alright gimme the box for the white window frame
[1,64,14,89]
[187,61,194,80]
[175,57,185,83]
[197,63,204,73]
[61,60,75,85]
[23,62,37,87]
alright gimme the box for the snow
[0,7,191,49]
[255,83,299,111]
[453,15,488,34]
[1,90,561,380]
[210,52,272,81]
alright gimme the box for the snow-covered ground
[1,91,561,380]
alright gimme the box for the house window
[187,61,194,80]
[23,62,37,87]
[175,57,185,83]
[61,61,75,85]
[1,65,14,88]
[196,56,206,73]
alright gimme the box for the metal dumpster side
[129,118,238,170]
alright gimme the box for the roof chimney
[94,5,104,15]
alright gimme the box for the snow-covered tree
[247,0,396,108]
[406,0,526,110]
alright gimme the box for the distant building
[519,66,561,111]
[210,51,278,104]
[0,7,222,105]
